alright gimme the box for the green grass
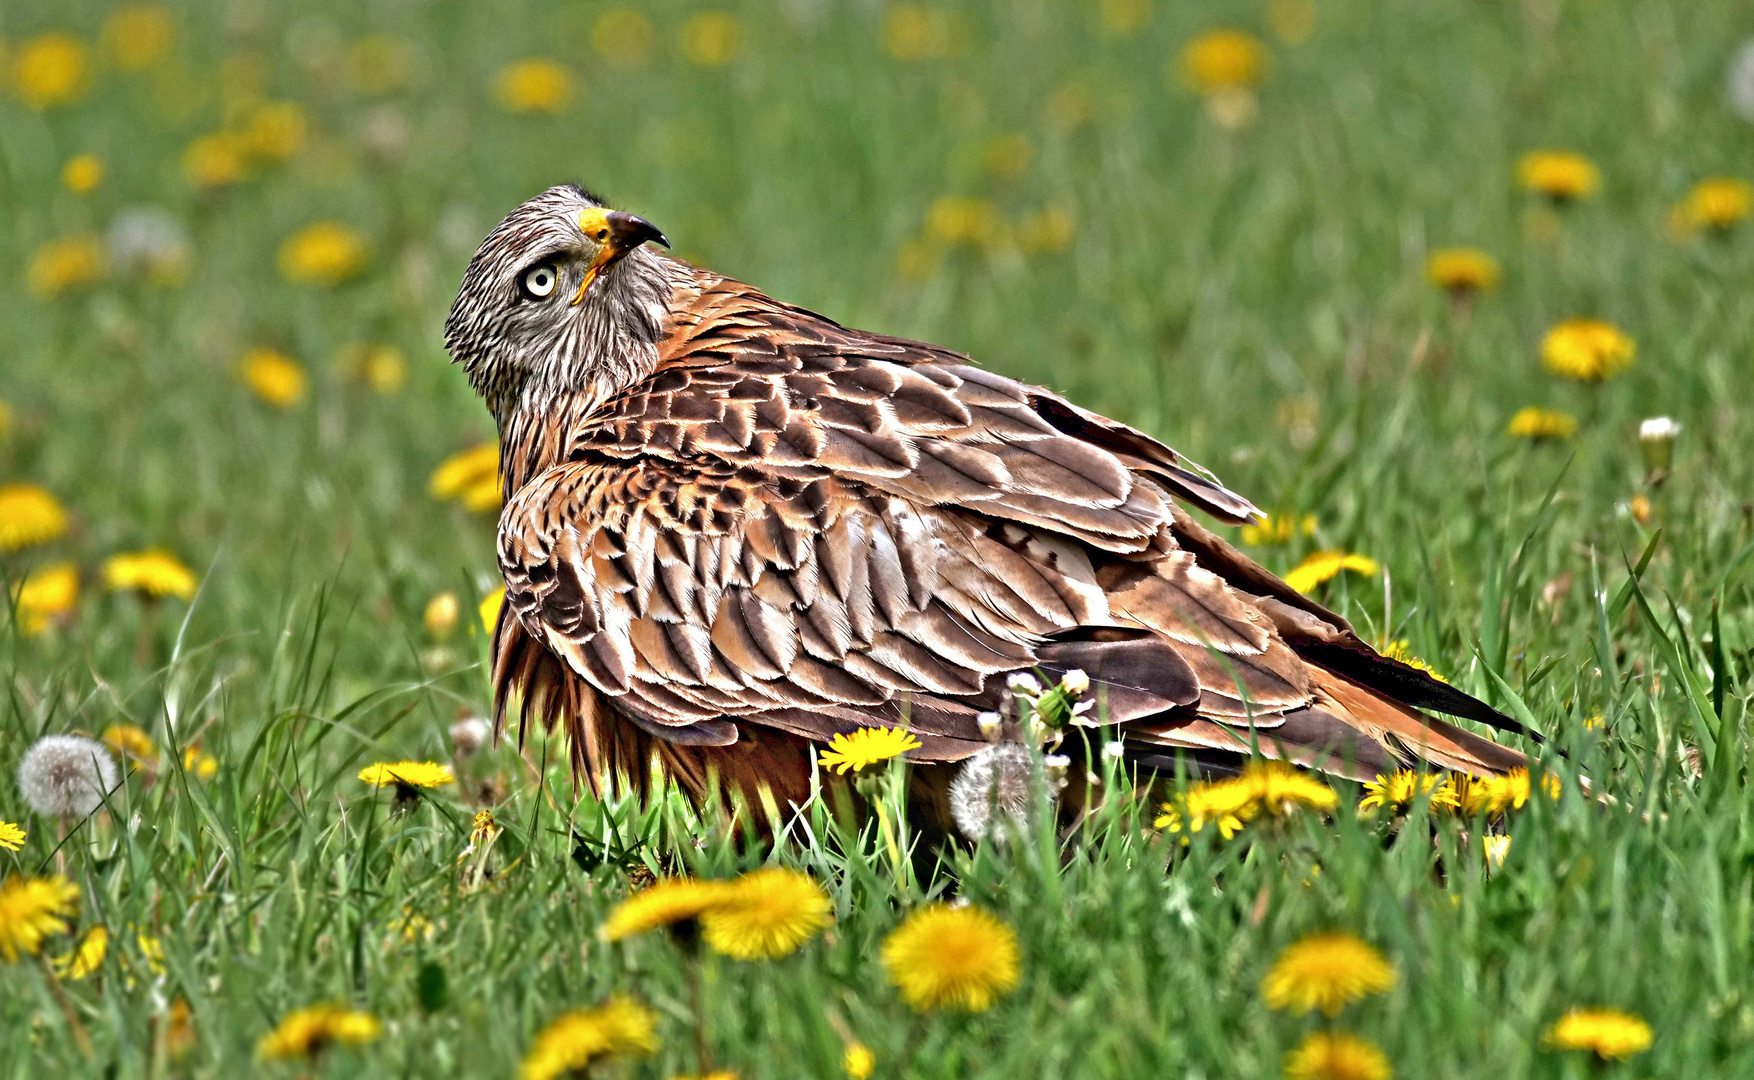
[3,0,1754,1075]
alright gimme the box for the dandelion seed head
[949,743,1039,842]
[17,735,119,818]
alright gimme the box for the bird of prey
[445,186,1530,826]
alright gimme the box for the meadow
[2,0,1754,1075]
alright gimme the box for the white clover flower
[1060,669,1090,695]
[1729,39,1754,123]
[18,735,119,819]
[949,744,1040,843]
[448,715,492,757]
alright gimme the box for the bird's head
[444,185,673,420]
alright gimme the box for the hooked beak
[570,208,669,305]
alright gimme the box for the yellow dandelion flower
[1241,513,1316,546]
[601,877,732,942]
[701,867,833,960]
[103,6,175,71]
[0,484,68,551]
[1020,206,1075,254]
[881,903,1021,1012]
[279,222,368,286]
[670,1073,737,1080]
[1541,319,1634,382]
[1266,0,1318,45]
[102,723,157,764]
[1479,767,1560,814]
[1505,406,1577,440]
[480,587,506,634]
[256,1004,381,1059]
[1283,1030,1393,1080]
[424,592,460,639]
[358,761,453,789]
[53,925,109,979]
[239,348,308,408]
[1284,551,1379,594]
[593,9,655,65]
[1544,1007,1652,1059]
[27,236,104,299]
[1261,931,1397,1016]
[495,59,573,114]
[14,33,92,109]
[1358,770,1457,815]
[1425,248,1500,294]
[184,132,251,188]
[61,154,104,194]
[467,809,498,851]
[182,746,219,779]
[1180,29,1267,93]
[1380,640,1447,683]
[1517,151,1600,202]
[843,1043,876,1079]
[1483,834,1511,869]
[926,196,998,246]
[103,549,198,600]
[682,13,741,67]
[338,343,407,394]
[521,995,658,1080]
[164,997,197,1057]
[243,101,308,162]
[1677,177,1754,233]
[430,442,500,504]
[0,874,81,962]
[12,562,79,635]
[816,726,921,774]
[0,822,24,851]
[1247,760,1340,815]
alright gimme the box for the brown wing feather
[491,266,1531,821]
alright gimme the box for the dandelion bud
[424,592,460,640]
[976,711,1002,742]
[1638,416,1680,481]
[1005,672,1042,696]
[948,744,1038,843]
[449,715,491,757]
[1060,669,1090,695]
[17,735,119,819]
[1042,753,1070,790]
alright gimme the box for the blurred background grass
[2,0,1754,1076]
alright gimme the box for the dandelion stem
[37,954,92,1057]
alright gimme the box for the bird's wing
[494,274,1525,793]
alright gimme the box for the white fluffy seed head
[1638,416,1681,443]
[949,743,1050,844]
[17,735,119,818]
[449,715,492,757]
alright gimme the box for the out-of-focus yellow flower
[1629,493,1653,525]
[681,12,741,67]
[103,549,198,600]
[1048,80,1097,132]
[1241,513,1316,546]
[0,822,24,852]
[103,6,176,71]
[592,9,655,66]
[14,33,92,109]
[1540,318,1634,382]
[243,101,308,161]
[1425,248,1500,295]
[1019,206,1074,253]
[1675,177,1754,233]
[881,903,1020,1012]
[495,59,573,114]
[881,5,969,62]
[817,726,920,774]
[53,925,108,979]
[12,563,79,636]
[1265,0,1318,46]
[182,746,218,779]
[1505,406,1577,440]
[1282,1030,1392,1080]
[1098,0,1154,37]
[424,592,460,640]
[1180,29,1267,93]
[1262,931,1396,1016]
[61,154,104,194]
[480,587,506,634]
[102,723,157,765]
[27,236,103,298]
[1158,760,1336,840]
[699,867,834,960]
[1483,834,1511,870]
[0,874,81,961]
[348,36,416,95]
[257,1005,381,1060]
[601,877,732,942]
[843,1043,876,1079]
[337,343,407,394]
[1517,151,1600,202]
[926,196,997,246]
[521,996,658,1080]
[897,239,940,280]
[183,133,251,188]
[1544,1007,1652,1060]
[358,761,454,789]
[1358,770,1457,815]
[1284,551,1378,594]
[429,442,501,511]
[238,348,308,408]
[0,485,69,551]
[982,133,1032,178]
[1380,640,1446,682]
[279,222,368,286]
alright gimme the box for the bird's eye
[520,262,559,299]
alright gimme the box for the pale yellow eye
[520,262,558,298]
